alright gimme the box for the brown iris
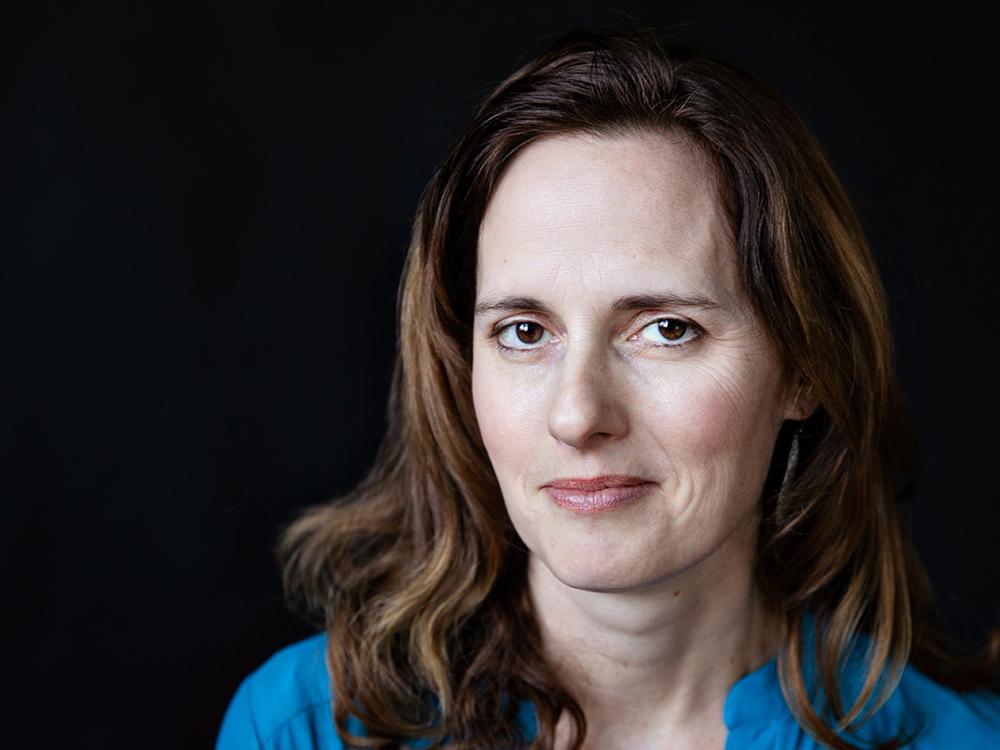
[513,321,545,344]
[658,318,688,341]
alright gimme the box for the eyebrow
[474,292,722,318]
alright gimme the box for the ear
[783,374,819,422]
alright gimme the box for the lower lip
[543,483,654,514]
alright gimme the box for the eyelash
[488,316,703,356]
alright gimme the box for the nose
[547,342,629,448]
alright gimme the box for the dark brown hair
[276,28,1000,749]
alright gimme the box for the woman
[215,29,1000,749]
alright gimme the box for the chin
[543,552,670,594]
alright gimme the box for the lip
[542,475,655,514]
[543,474,650,491]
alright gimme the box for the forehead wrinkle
[479,237,734,315]
[476,131,743,314]
[482,185,726,280]
[487,131,714,222]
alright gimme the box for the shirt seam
[242,677,265,748]
[728,707,791,731]
[258,699,333,746]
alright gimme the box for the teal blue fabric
[215,612,1000,749]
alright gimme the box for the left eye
[638,318,699,347]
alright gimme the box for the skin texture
[471,130,815,748]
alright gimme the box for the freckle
[673,590,680,597]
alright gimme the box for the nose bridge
[547,331,626,446]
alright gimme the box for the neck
[528,512,780,743]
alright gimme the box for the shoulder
[731,613,1000,749]
[803,612,1000,747]
[835,655,1000,748]
[829,629,1000,748]
[893,663,1000,748]
[214,632,346,750]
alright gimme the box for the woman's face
[471,129,800,593]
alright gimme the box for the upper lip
[543,474,651,491]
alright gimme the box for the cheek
[643,358,779,464]
[471,354,540,467]
[471,362,539,534]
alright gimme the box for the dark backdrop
[3,1,995,747]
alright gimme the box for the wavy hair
[275,27,1000,749]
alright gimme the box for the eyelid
[633,316,702,347]
[490,318,556,347]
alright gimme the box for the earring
[779,421,804,495]
[780,378,811,496]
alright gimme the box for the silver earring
[779,423,803,495]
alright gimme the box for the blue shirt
[215,612,1000,749]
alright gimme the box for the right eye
[494,320,551,353]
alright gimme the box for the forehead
[476,130,740,305]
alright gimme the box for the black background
[3,1,995,747]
